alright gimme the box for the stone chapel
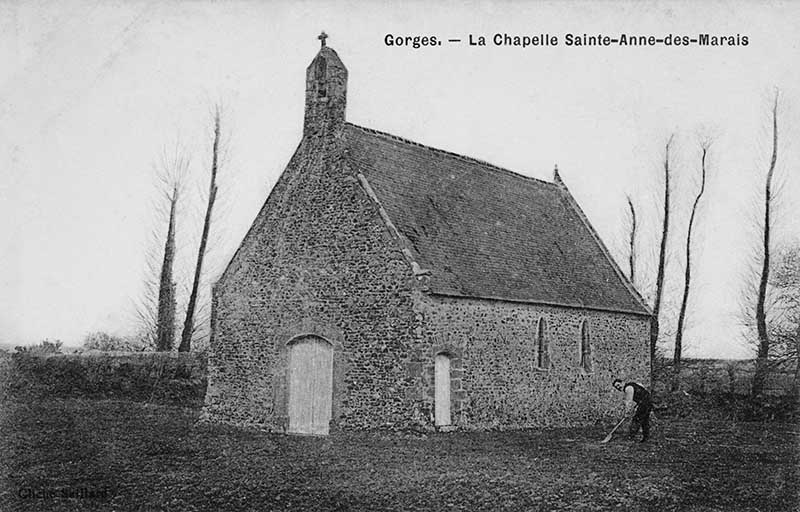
[204,36,651,435]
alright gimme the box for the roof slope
[345,123,649,316]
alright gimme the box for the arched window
[536,318,550,369]
[579,320,592,372]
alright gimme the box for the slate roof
[345,123,650,316]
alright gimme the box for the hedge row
[3,352,206,407]
[652,358,796,397]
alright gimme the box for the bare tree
[752,91,780,396]
[626,195,637,283]
[650,135,674,376]
[134,147,188,349]
[741,243,800,395]
[672,140,710,391]
[155,171,181,351]
[179,106,222,352]
[133,262,159,348]
[770,246,800,392]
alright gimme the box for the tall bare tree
[650,135,674,376]
[672,140,710,390]
[155,178,180,351]
[626,195,637,283]
[752,91,780,396]
[134,147,188,349]
[179,107,222,352]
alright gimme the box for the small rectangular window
[536,319,549,369]
[580,320,592,372]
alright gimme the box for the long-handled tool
[600,416,627,443]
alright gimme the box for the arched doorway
[287,336,333,435]
[435,353,451,426]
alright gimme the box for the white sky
[1,1,798,357]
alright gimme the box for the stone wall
[205,132,424,431]
[412,294,650,429]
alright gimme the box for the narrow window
[580,320,592,372]
[536,318,549,369]
[315,58,328,97]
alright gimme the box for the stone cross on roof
[318,31,328,47]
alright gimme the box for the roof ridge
[345,122,555,188]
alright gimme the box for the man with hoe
[611,378,653,443]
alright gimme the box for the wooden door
[435,354,451,426]
[310,338,333,435]
[288,337,333,435]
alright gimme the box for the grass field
[0,396,797,511]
